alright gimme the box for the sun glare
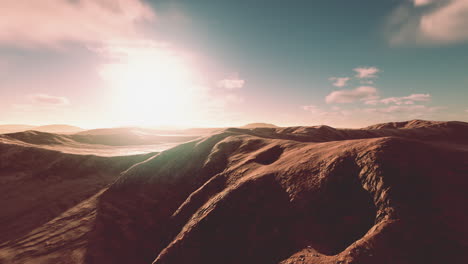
[100,47,197,127]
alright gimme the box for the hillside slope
[81,120,468,264]
[0,143,155,263]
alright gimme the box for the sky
[0,0,467,128]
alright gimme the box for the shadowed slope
[0,142,155,264]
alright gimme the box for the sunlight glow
[100,46,198,126]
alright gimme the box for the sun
[100,46,197,127]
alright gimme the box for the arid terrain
[0,120,467,264]
[0,127,218,156]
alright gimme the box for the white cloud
[420,0,468,43]
[329,77,350,87]
[301,105,352,123]
[302,105,326,114]
[354,67,380,78]
[326,86,378,104]
[217,78,245,89]
[388,0,468,45]
[0,0,154,47]
[414,0,434,6]
[365,93,431,105]
[12,94,70,112]
[29,94,70,105]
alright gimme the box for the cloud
[420,0,468,43]
[302,105,352,123]
[329,77,350,87]
[365,105,443,114]
[387,0,468,45]
[29,94,70,105]
[365,93,431,105]
[217,78,245,89]
[354,67,380,78]
[326,86,378,104]
[13,94,71,112]
[414,0,434,6]
[0,0,155,47]
[302,105,325,114]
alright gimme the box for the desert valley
[0,120,467,264]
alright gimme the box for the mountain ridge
[85,120,468,264]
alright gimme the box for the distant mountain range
[0,124,84,134]
[0,123,280,135]
[241,123,279,128]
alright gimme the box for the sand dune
[1,120,467,264]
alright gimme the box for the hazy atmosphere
[1,0,467,128]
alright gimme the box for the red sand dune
[1,120,467,264]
